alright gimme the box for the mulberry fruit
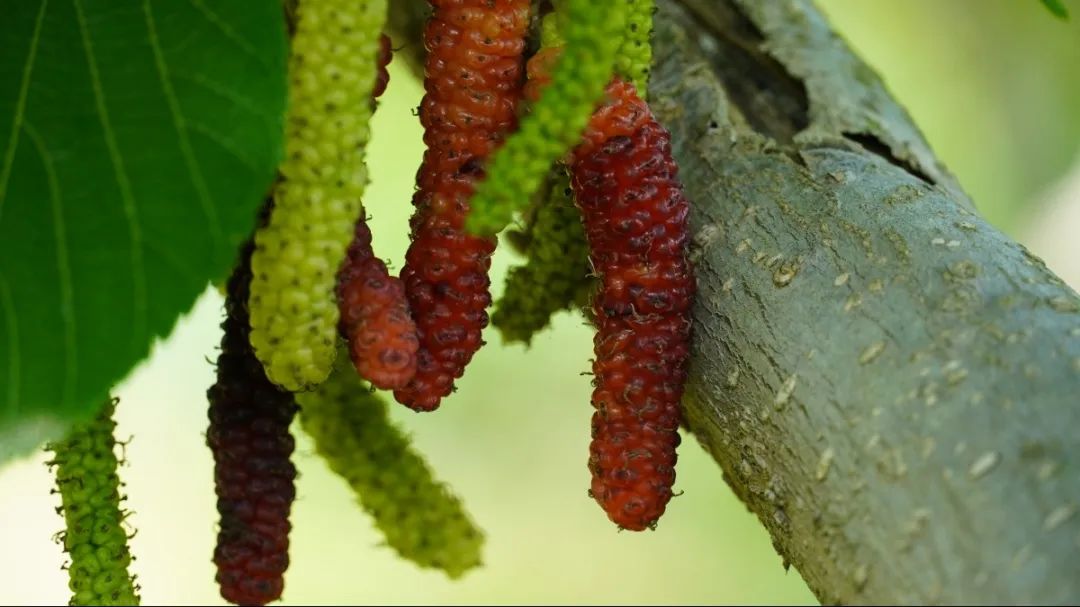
[248,0,388,391]
[491,173,591,345]
[298,352,484,578]
[46,398,139,607]
[465,0,628,235]
[394,0,532,411]
[570,83,694,531]
[337,219,419,389]
[208,237,299,606]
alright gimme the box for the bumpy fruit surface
[208,237,299,606]
[248,0,388,391]
[298,354,484,578]
[491,174,590,344]
[47,398,139,607]
[569,79,694,532]
[617,0,655,96]
[337,219,419,389]
[465,0,628,235]
[394,0,531,411]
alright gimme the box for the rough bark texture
[391,1,1080,604]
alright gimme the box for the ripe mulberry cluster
[23,2,703,605]
[47,398,139,607]
[208,238,299,606]
[394,0,532,411]
[248,0,388,391]
[298,354,484,578]
[569,81,694,531]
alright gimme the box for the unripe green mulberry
[616,0,655,96]
[248,0,388,391]
[464,0,628,235]
[298,353,484,578]
[47,398,139,607]
[492,173,591,344]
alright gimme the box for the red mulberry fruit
[569,82,694,532]
[208,236,299,606]
[394,0,532,411]
[337,219,419,390]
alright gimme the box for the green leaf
[1041,0,1070,19]
[0,0,286,453]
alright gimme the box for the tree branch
[660,1,1080,603]
[389,1,1080,603]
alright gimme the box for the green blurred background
[2,2,1078,604]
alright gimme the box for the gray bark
[389,1,1080,604]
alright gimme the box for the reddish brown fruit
[394,0,531,411]
[337,220,420,390]
[569,80,694,532]
[207,237,298,605]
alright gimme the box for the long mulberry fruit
[248,0,388,391]
[394,0,532,412]
[491,173,590,345]
[465,0,628,235]
[570,82,694,531]
[208,236,299,606]
[46,398,139,607]
[298,352,484,578]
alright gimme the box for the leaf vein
[171,69,280,125]
[73,0,148,355]
[0,0,49,227]
[146,238,204,287]
[23,121,76,405]
[186,0,271,70]
[143,0,224,256]
[186,120,263,172]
